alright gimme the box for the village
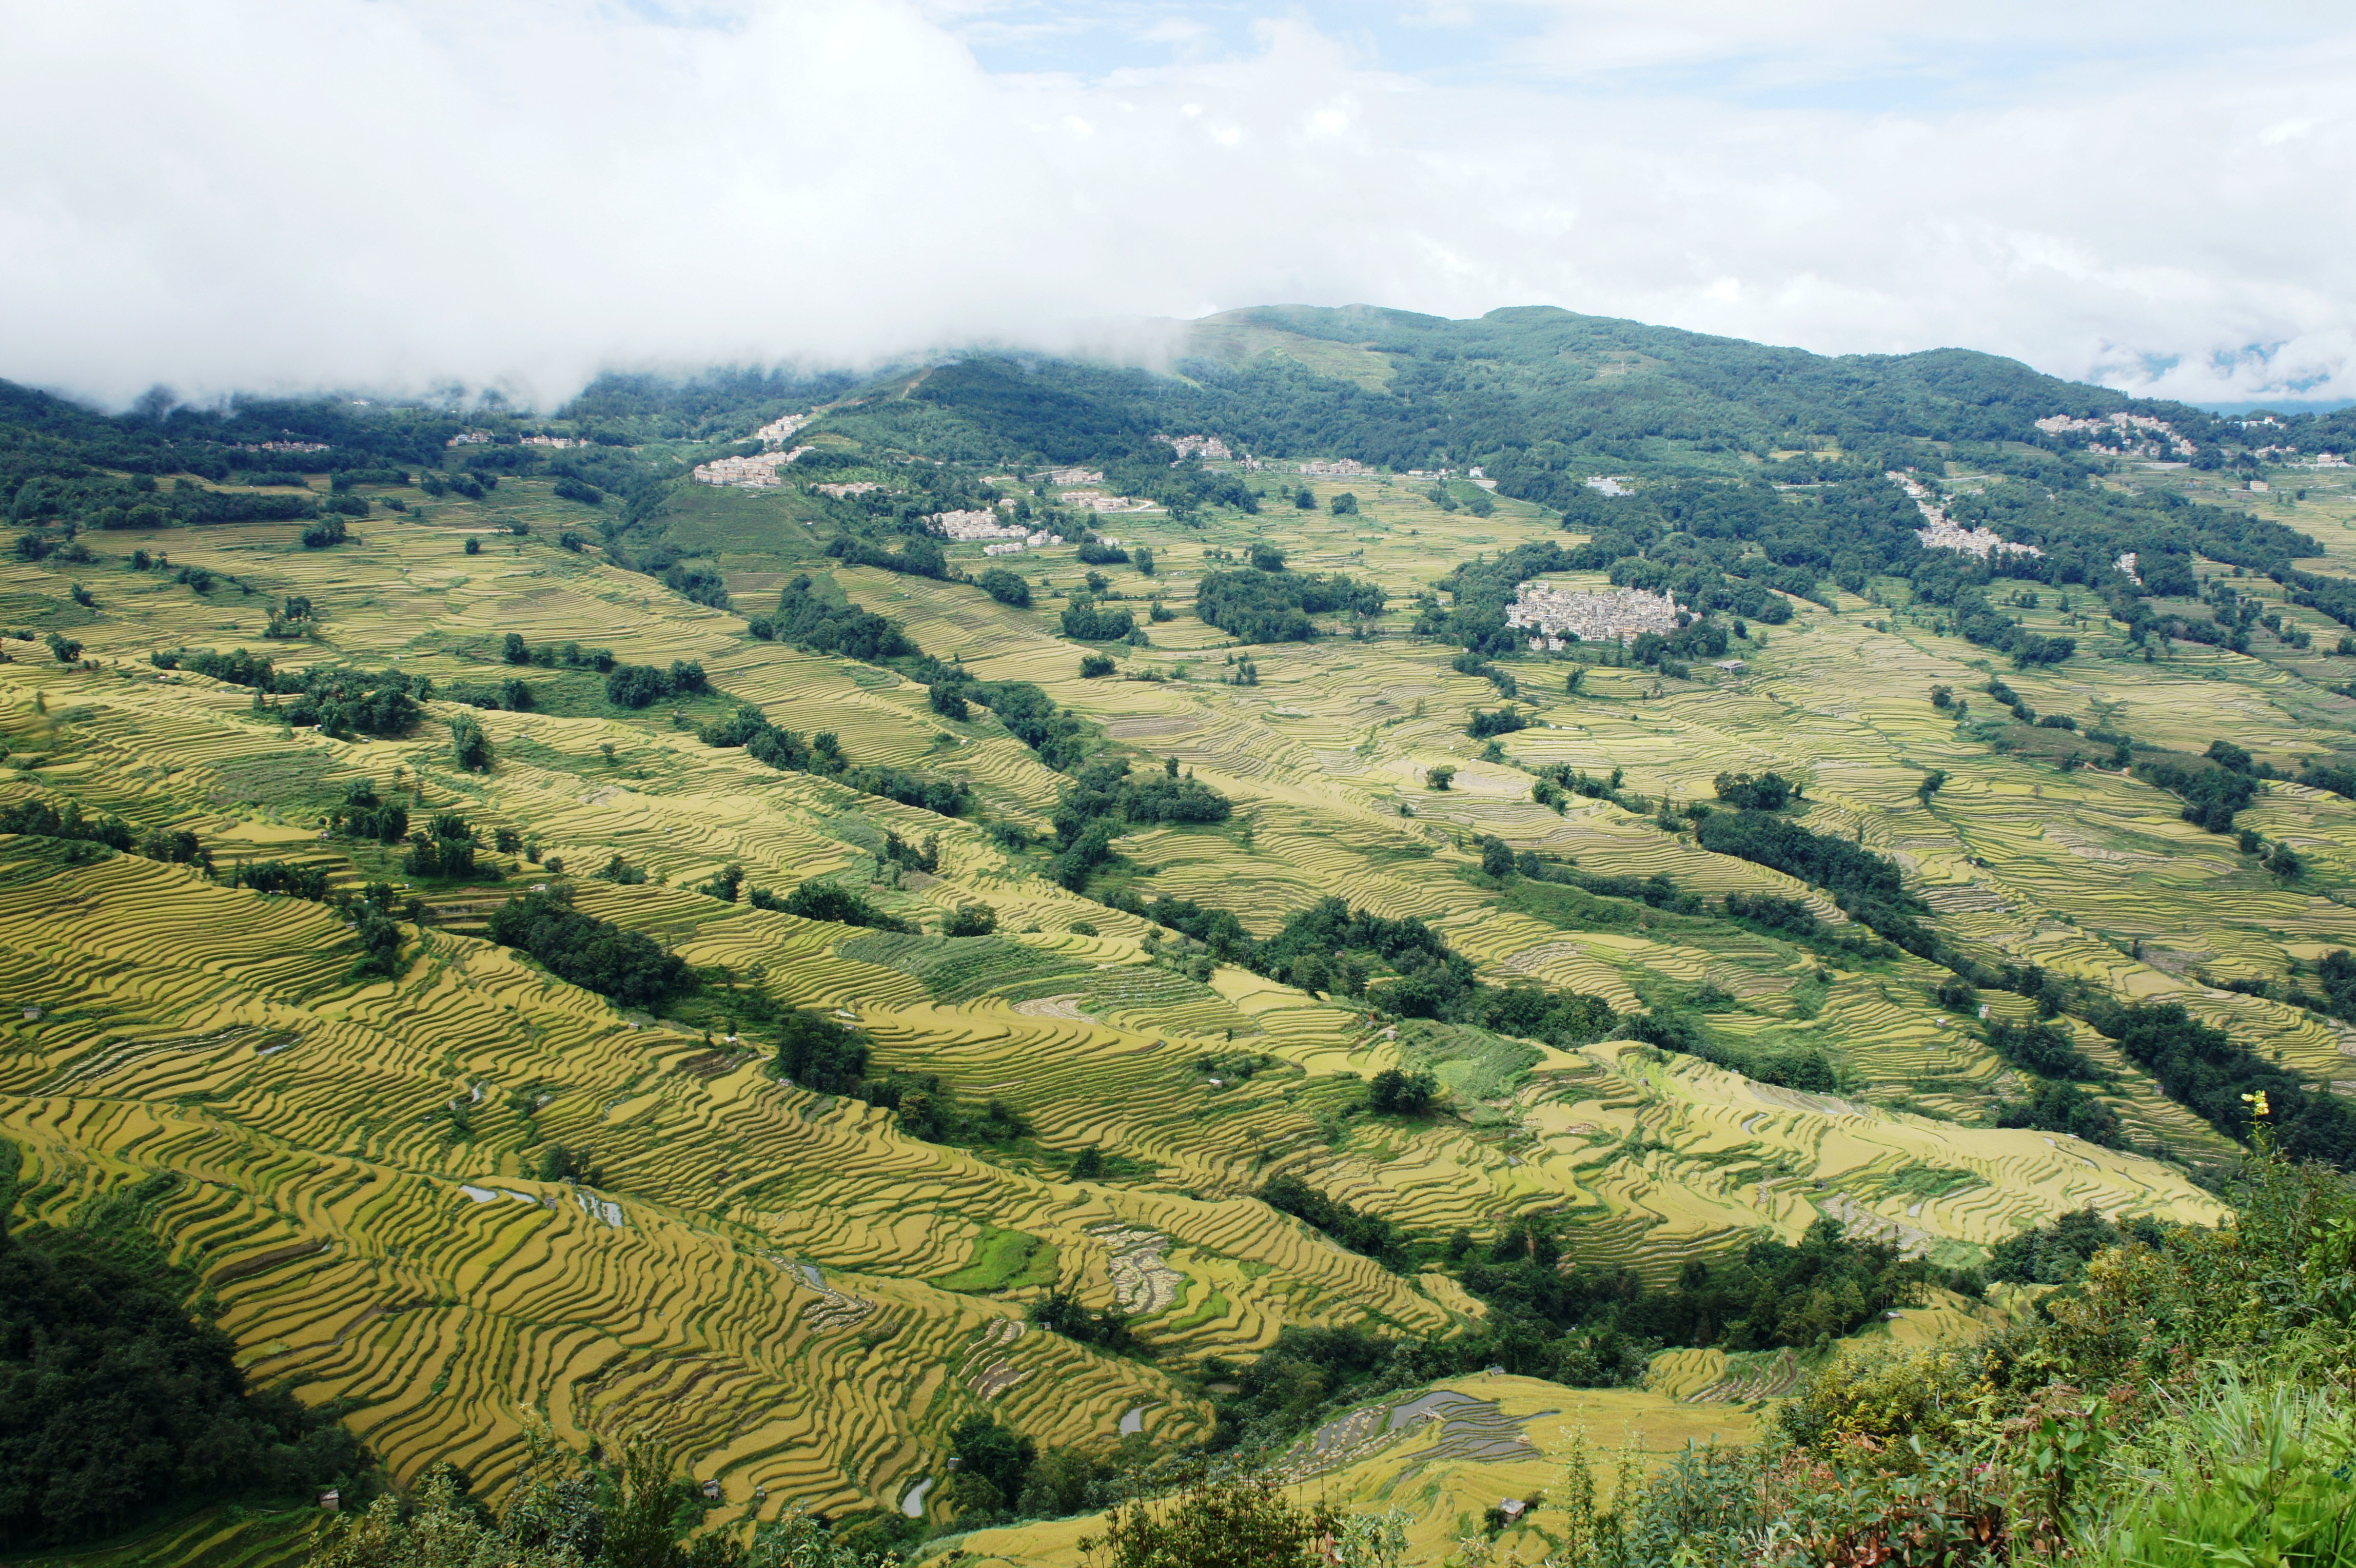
[2033,409,2197,460]
[1502,581,1681,646]
[1887,469,2046,561]
[930,507,1056,555]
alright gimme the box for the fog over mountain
[2,0,2349,406]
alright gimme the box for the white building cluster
[694,447,811,487]
[1298,458,1370,478]
[237,441,331,454]
[1887,471,2046,561]
[1047,466,1104,486]
[1060,489,1154,513]
[2033,411,2196,460]
[983,533,1056,556]
[521,435,584,448]
[2115,551,2141,584]
[815,481,879,499]
[754,413,812,447]
[1158,434,1232,461]
[1584,475,1634,497]
[932,509,1032,542]
[446,430,492,447]
[1504,581,1680,647]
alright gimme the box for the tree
[1367,1068,1438,1116]
[0,1174,368,1552]
[943,903,997,937]
[486,889,693,1006]
[1081,1468,1326,1568]
[1426,765,1456,791]
[1062,601,1136,641]
[1329,493,1358,516]
[449,715,493,772]
[934,1415,1039,1521]
[504,633,531,664]
[1480,836,1514,877]
[1249,542,1287,571]
[606,664,671,708]
[776,1010,871,1094]
[1713,771,1794,811]
[977,567,1032,608]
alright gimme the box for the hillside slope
[0,306,2351,1555]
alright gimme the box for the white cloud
[1,0,2351,407]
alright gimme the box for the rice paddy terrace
[2,332,2350,1555]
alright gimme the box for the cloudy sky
[2,0,2349,407]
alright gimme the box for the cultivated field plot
[958,1373,1756,1568]
[0,442,2347,1545]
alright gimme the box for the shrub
[1366,1068,1438,1116]
[942,903,998,937]
[1061,601,1136,641]
[485,888,693,1006]
[769,881,911,932]
[1079,653,1116,677]
[605,663,671,708]
[449,714,493,772]
[775,1010,870,1095]
[1713,770,1795,811]
[977,567,1032,607]
[1467,706,1528,740]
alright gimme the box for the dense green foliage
[976,567,1032,607]
[1694,809,1936,955]
[698,702,971,816]
[1044,756,1231,889]
[2090,1001,2356,1165]
[486,888,694,1006]
[1193,567,1385,642]
[1060,599,1136,641]
[750,576,916,660]
[0,1160,365,1551]
[150,650,427,738]
[0,796,136,853]
[1212,1194,1959,1456]
[759,880,911,932]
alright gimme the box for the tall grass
[2078,1364,2356,1568]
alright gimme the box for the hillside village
[1888,468,2047,560]
[1503,581,1681,645]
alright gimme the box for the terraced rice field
[1,462,2348,1543]
[958,1373,1757,1568]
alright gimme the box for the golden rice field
[0,457,2348,1550]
